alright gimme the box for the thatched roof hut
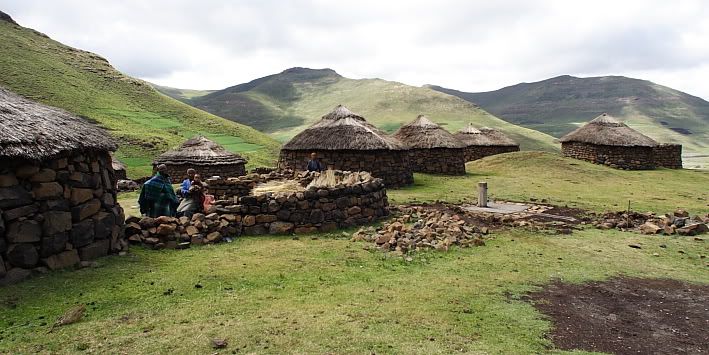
[559,113,659,169]
[454,124,520,162]
[392,115,465,175]
[0,86,116,160]
[153,136,247,180]
[0,86,127,279]
[279,105,413,187]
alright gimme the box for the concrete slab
[462,202,530,214]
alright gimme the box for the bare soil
[527,277,709,354]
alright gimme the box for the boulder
[674,209,690,218]
[6,219,42,243]
[30,169,57,183]
[0,267,32,286]
[155,216,177,224]
[6,243,39,268]
[639,222,662,235]
[70,188,94,205]
[78,239,110,260]
[42,250,80,270]
[206,231,222,243]
[3,204,39,221]
[71,199,101,222]
[309,209,324,224]
[40,232,69,257]
[15,165,39,178]
[269,221,294,234]
[70,219,95,248]
[677,223,709,236]
[256,214,277,223]
[242,215,256,226]
[0,186,33,209]
[185,226,199,236]
[92,212,115,240]
[32,182,63,200]
[157,224,177,236]
[243,224,268,235]
[43,211,73,236]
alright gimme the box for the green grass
[0,21,281,178]
[389,152,709,213]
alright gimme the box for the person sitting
[306,152,324,172]
[177,174,206,218]
[180,168,196,197]
[138,164,179,217]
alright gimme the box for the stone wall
[561,142,655,170]
[205,169,302,200]
[1,150,126,285]
[408,148,466,175]
[462,145,520,162]
[653,144,682,169]
[278,149,413,187]
[153,163,246,182]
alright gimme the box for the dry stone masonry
[155,163,246,182]
[561,142,655,170]
[652,143,683,169]
[407,148,466,175]
[1,152,127,285]
[462,145,519,162]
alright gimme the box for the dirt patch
[528,277,709,354]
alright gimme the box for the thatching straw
[0,86,116,160]
[559,113,657,147]
[252,180,305,195]
[282,105,407,151]
[393,115,464,149]
[454,123,519,147]
[307,170,373,188]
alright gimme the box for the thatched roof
[282,105,406,151]
[393,115,464,149]
[559,113,657,147]
[153,136,247,166]
[454,123,519,147]
[0,86,116,160]
[110,153,126,172]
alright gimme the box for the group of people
[138,165,208,218]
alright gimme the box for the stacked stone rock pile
[124,213,242,249]
[352,206,487,254]
[116,179,139,192]
[595,209,709,236]
[206,169,299,199]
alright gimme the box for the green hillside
[169,68,559,152]
[0,17,280,178]
[149,84,215,102]
[428,75,709,169]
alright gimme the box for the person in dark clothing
[176,173,206,218]
[306,152,324,172]
[138,164,179,217]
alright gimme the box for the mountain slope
[428,75,709,168]
[171,67,559,152]
[0,15,280,177]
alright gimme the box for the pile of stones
[124,213,242,249]
[594,209,709,236]
[351,206,487,254]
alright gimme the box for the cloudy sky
[4,0,709,99]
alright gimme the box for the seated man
[138,164,179,217]
[306,152,324,172]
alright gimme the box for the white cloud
[2,0,709,99]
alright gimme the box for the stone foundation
[278,149,413,187]
[653,144,682,169]
[153,163,246,182]
[462,145,520,162]
[561,142,655,170]
[1,150,126,285]
[205,170,302,199]
[407,148,466,175]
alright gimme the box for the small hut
[110,154,127,180]
[454,124,520,162]
[392,115,466,175]
[559,113,658,169]
[153,136,247,181]
[278,105,413,187]
[0,86,126,283]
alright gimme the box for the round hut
[153,136,247,181]
[278,105,413,187]
[392,115,466,175]
[454,124,520,162]
[111,154,127,180]
[0,86,126,284]
[559,113,658,170]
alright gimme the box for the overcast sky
[3,0,709,99]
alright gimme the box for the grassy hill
[428,75,709,169]
[0,16,280,178]
[165,67,559,152]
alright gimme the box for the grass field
[0,21,280,178]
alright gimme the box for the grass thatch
[392,115,464,149]
[153,136,247,166]
[282,105,407,151]
[454,123,519,147]
[559,113,658,147]
[0,86,116,160]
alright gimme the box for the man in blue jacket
[180,168,196,197]
[306,152,324,172]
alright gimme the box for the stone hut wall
[652,144,682,169]
[205,170,302,200]
[462,145,520,162]
[561,142,655,170]
[1,150,127,285]
[154,163,246,182]
[278,149,413,187]
[408,148,466,175]
[114,169,127,181]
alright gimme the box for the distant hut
[110,154,127,180]
[153,136,247,181]
[0,86,126,281]
[454,124,520,162]
[278,105,413,187]
[392,115,466,175]
[559,113,659,170]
